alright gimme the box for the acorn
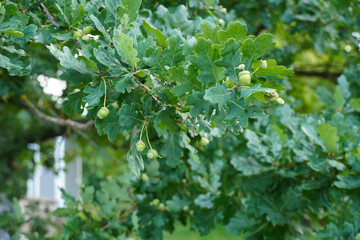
[97,107,109,119]
[238,71,251,85]
[147,149,158,159]
[73,30,83,38]
[200,137,210,146]
[83,26,94,34]
[261,60,267,69]
[136,140,146,152]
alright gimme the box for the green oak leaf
[118,104,141,129]
[158,88,178,107]
[194,193,214,209]
[63,91,85,115]
[0,53,23,73]
[83,83,105,109]
[93,47,119,67]
[95,106,123,141]
[155,107,180,134]
[337,75,351,99]
[189,37,223,84]
[127,142,144,177]
[240,84,275,99]
[251,59,293,79]
[143,46,167,78]
[241,33,275,69]
[165,196,187,212]
[217,21,248,44]
[317,123,339,153]
[215,39,241,82]
[231,156,269,175]
[225,98,248,127]
[161,132,183,167]
[226,213,260,235]
[334,175,360,189]
[136,36,156,59]
[142,20,167,48]
[47,45,97,76]
[89,14,111,41]
[114,72,135,93]
[195,20,220,44]
[169,65,202,96]
[204,83,233,109]
[1,45,26,56]
[115,33,140,69]
[350,98,360,112]
[116,0,142,23]
[334,87,344,109]
[187,91,214,118]
[60,69,91,86]
[163,30,185,67]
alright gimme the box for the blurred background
[1,0,360,239]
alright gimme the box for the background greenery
[1,0,360,239]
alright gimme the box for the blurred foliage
[0,0,360,240]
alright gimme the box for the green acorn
[220,8,227,14]
[73,30,83,38]
[152,198,160,206]
[97,107,109,119]
[111,102,119,110]
[136,140,146,152]
[270,91,278,98]
[217,19,225,27]
[147,149,158,159]
[261,60,267,69]
[238,71,251,85]
[237,64,245,70]
[158,203,166,211]
[276,97,285,105]
[83,26,94,34]
[82,34,90,41]
[141,173,149,182]
[200,137,210,146]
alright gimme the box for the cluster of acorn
[136,140,158,159]
[73,26,94,41]
[225,61,285,104]
[217,5,227,27]
[150,198,166,211]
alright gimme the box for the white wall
[26,137,82,207]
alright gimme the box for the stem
[103,78,107,107]
[145,126,152,150]
[21,95,93,131]
[251,64,262,76]
[139,121,146,140]
[39,3,60,27]
[247,222,269,237]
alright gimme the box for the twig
[137,82,161,104]
[101,222,111,230]
[39,3,60,27]
[294,69,341,82]
[231,82,242,90]
[21,96,93,131]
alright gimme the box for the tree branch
[21,96,93,131]
[231,82,243,90]
[294,70,341,81]
[39,3,60,28]
[137,81,161,104]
